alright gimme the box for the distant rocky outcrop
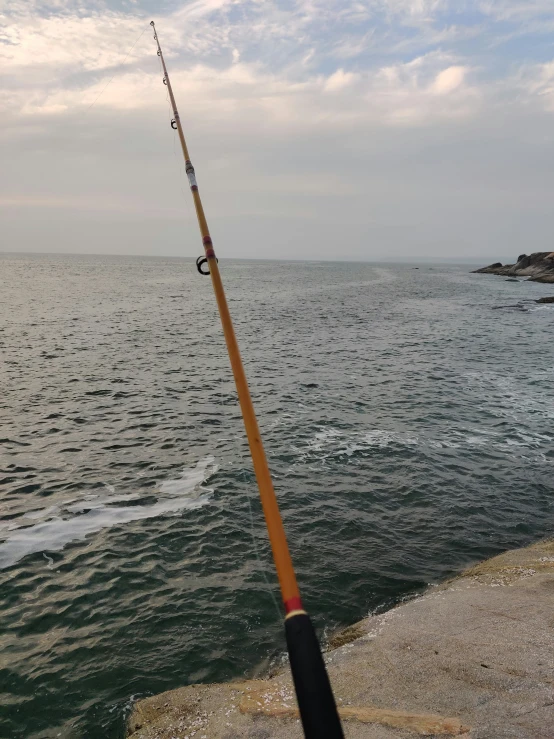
[472,252,554,283]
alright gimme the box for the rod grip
[285,612,345,738]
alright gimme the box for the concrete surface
[128,540,554,738]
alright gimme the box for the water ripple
[0,255,553,738]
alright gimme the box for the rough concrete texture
[128,540,554,739]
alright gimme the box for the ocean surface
[1,254,553,738]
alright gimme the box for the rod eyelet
[196,256,210,275]
[196,256,218,276]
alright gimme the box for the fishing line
[232,430,282,622]
[170,101,191,210]
[157,52,190,213]
[85,25,148,113]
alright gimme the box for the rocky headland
[127,539,554,739]
[472,252,554,283]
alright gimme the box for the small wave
[300,424,552,463]
[0,456,218,570]
[299,426,419,463]
[463,372,554,421]
[370,267,398,283]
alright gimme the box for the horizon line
[0,249,501,265]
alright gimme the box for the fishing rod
[150,21,344,738]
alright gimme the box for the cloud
[379,0,446,20]
[479,1,554,22]
[432,65,466,94]
[515,60,554,112]
[2,0,554,259]
[324,68,359,92]
[0,9,147,73]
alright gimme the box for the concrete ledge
[128,540,554,738]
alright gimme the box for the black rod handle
[285,612,345,738]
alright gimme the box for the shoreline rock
[127,539,554,738]
[472,252,554,283]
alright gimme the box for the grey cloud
[2,0,554,261]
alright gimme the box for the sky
[1,0,554,261]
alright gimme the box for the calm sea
[1,254,553,738]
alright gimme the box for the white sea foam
[301,423,551,463]
[301,427,419,463]
[0,456,217,570]
[463,371,554,421]
[427,428,499,449]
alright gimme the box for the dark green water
[1,254,553,738]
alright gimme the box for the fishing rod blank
[150,21,344,739]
